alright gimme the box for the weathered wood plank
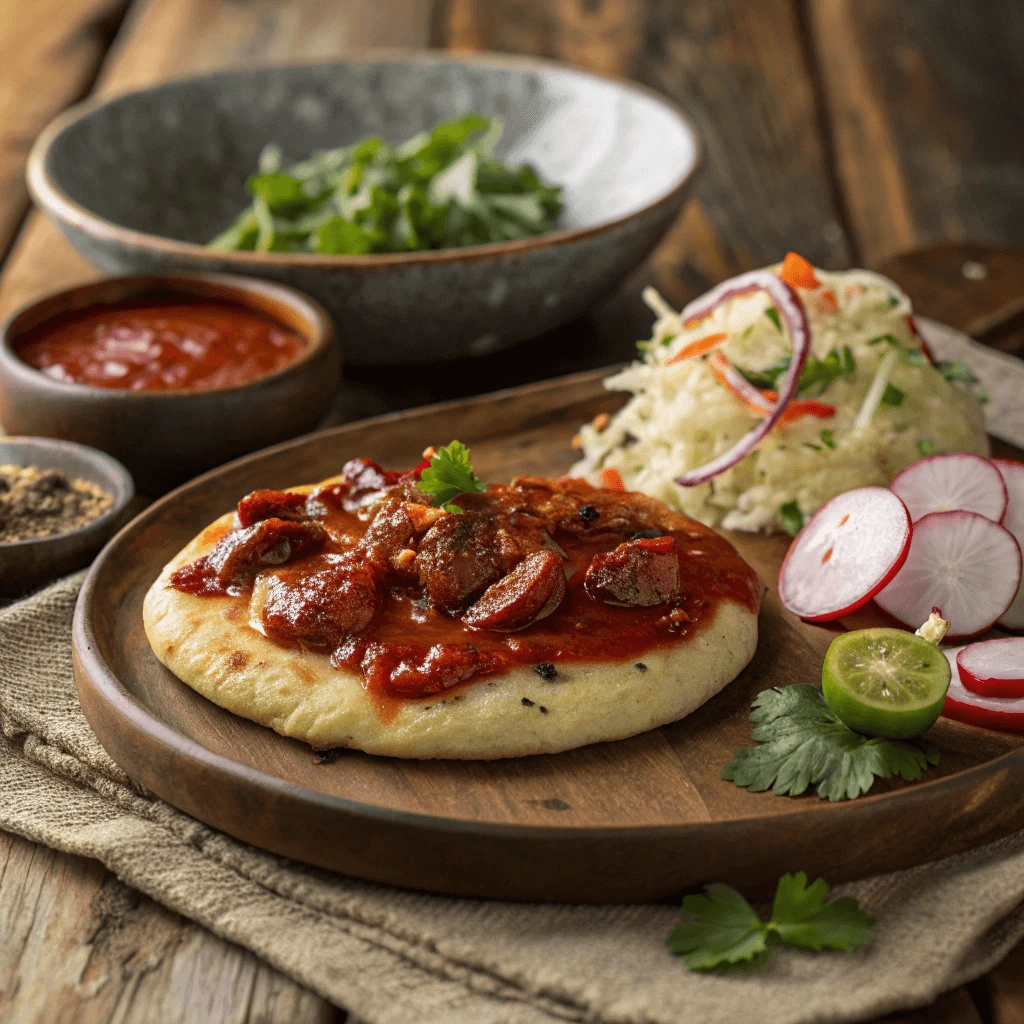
[808,0,1024,266]
[0,0,130,268]
[440,0,855,310]
[0,829,336,1023]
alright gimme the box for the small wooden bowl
[0,273,340,493]
[0,436,134,597]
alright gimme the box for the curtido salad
[572,253,988,534]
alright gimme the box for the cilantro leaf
[765,307,783,331]
[737,347,855,398]
[417,441,487,511]
[211,114,562,254]
[666,884,771,970]
[881,383,905,407]
[918,438,935,457]
[820,429,836,449]
[667,872,874,971]
[937,360,979,385]
[780,500,804,537]
[770,872,875,952]
[721,685,940,801]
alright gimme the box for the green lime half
[822,628,951,739]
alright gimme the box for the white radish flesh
[875,511,1022,639]
[889,453,1007,523]
[778,487,911,622]
[993,459,1024,629]
[956,638,1024,698]
[942,645,1024,733]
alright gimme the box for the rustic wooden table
[3,1,1024,1021]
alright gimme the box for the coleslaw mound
[572,261,988,534]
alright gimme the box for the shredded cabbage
[572,264,988,533]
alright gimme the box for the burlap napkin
[2,574,1024,1024]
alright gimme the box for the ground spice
[0,464,113,543]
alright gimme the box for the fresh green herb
[887,294,900,307]
[805,443,822,452]
[937,361,979,385]
[918,439,936,457]
[881,384,905,407]
[666,871,874,971]
[779,500,804,537]
[742,324,754,338]
[905,349,927,366]
[721,685,940,801]
[738,347,855,398]
[765,307,783,331]
[417,441,487,512]
[868,333,901,346]
[820,429,836,450]
[209,114,562,255]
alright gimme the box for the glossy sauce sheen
[15,299,305,391]
[169,473,761,706]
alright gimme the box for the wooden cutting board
[72,354,1024,904]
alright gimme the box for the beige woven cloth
[4,575,1024,1024]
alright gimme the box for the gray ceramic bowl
[27,52,700,366]
[0,273,339,494]
[0,436,134,597]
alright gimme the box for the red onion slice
[676,271,811,487]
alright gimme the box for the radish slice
[875,511,1022,639]
[942,645,1024,733]
[993,459,1024,628]
[778,487,912,622]
[676,270,811,487]
[957,638,1024,698]
[889,453,1008,523]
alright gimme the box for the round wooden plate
[74,370,1024,903]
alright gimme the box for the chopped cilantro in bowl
[209,114,563,256]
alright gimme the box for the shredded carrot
[709,353,773,415]
[665,332,728,366]
[779,399,836,425]
[819,289,839,313]
[684,310,713,330]
[599,467,626,492]
[778,251,820,290]
[591,412,611,431]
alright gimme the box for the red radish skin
[942,646,1024,733]
[874,510,1022,640]
[778,487,912,622]
[993,459,1024,629]
[889,453,1008,524]
[956,638,1024,698]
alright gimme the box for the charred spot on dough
[521,697,535,707]
[635,662,648,672]
[228,650,249,669]
[539,705,549,713]
[533,662,558,681]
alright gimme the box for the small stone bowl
[0,273,340,494]
[0,436,134,597]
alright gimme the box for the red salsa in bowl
[13,299,306,392]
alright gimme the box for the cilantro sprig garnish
[418,441,487,512]
[667,872,874,971]
[738,346,855,398]
[721,685,940,801]
[209,114,562,255]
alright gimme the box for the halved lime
[822,628,951,738]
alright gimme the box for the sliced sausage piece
[416,512,543,612]
[584,536,681,608]
[360,641,480,697]
[464,550,566,631]
[260,555,379,650]
[340,458,404,511]
[236,489,313,527]
[205,517,327,591]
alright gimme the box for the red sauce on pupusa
[15,299,305,392]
